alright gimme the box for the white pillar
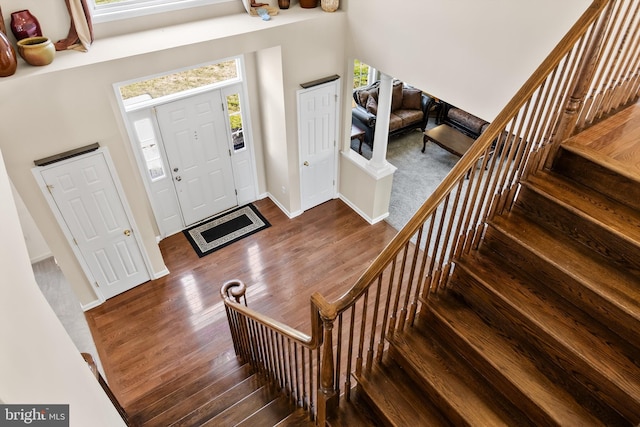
[367,73,393,171]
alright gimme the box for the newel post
[543,0,614,170]
[317,316,338,425]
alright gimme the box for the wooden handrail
[220,1,640,424]
[313,0,610,320]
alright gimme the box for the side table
[351,124,366,154]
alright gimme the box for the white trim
[91,0,232,24]
[81,299,103,312]
[32,147,153,304]
[266,193,302,219]
[30,252,54,265]
[338,193,389,225]
[152,267,171,280]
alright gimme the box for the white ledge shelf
[3,5,335,82]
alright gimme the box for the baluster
[317,318,337,426]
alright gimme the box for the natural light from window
[91,0,230,22]
[119,59,239,102]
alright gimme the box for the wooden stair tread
[454,249,640,420]
[387,329,523,426]
[235,394,296,427]
[134,362,252,424]
[275,407,315,426]
[490,211,640,328]
[353,361,450,427]
[560,141,640,185]
[167,374,263,427]
[420,297,603,427]
[524,170,640,245]
[326,389,385,427]
[126,355,243,418]
[202,384,282,427]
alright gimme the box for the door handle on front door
[176,176,182,181]
[124,229,131,236]
[304,161,309,166]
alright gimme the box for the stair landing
[564,101,640,180]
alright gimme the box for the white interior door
[156,91,237,226]
[38,150,150,300]
[298,80,339,211]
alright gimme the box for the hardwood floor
[85,198,398,412]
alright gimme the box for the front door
[39,150,150,300]
[298,80,339,211]
[156,91,237,226]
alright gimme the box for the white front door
[298,80,339,211]
[156,91,237,226]
[38,150,150,300]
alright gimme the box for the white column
[368,73,393,171]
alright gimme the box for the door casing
[32,147,152,303]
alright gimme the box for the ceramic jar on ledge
[10,9,42,41]
[17,36,55,66]
[321,0,338,12]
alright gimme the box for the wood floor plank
[85,198,398,412]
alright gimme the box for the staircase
[348,142,640,426]
[125,355,316,426]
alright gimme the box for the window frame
[91,0,232,23]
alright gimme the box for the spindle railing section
[221,1,640,424]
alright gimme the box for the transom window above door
[119,58,240,108]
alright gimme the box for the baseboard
[338,194,389,224]
[81,299,102,312]
[152,267,170,280]
[30,252,54,264]
[266,193,303,219]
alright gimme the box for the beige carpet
[350,122,460,231]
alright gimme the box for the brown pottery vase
[17,36,55,66]
[0,30,17,77]
[299,0,318,8]
[10,10,42,41]
[278,0,290,9]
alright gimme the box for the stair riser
[514,186,640,278]
[386,345,472,427]
[420,305,553,426]
[482,224,640,348]
[553,147,640,211]
[450,259,640,423]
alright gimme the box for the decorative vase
[321,0,338,11]
[0,6,7,35]
[278,0,290,9]
[17,36,55,66]
[0,30,17,77]
[299,0,318,8]
[10,10,42,41]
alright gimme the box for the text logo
[0,405,68,427]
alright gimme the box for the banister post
[543,0,615,170]
[317,317,338,426]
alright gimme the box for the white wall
[344,0,591,122]
[0,149,126,426]
[0,5,347,306]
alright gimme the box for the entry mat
[183,204,271,258]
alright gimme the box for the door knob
[173,167,179,172]
[124,229,131,236]
[176,176,182,181]
[303,161,309,166]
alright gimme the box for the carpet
[183,204,270,257]
[350,121,460,232]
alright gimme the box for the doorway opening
[115,56,258,239]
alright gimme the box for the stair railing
[221,0,640,424]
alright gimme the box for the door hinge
[335,94,338,102]
[95,281,100,288]
[229,149,232,157]
[72,238,78,246]
[222,103,225,112]
[333,179,336,186]
[46,184,54,194]
[235,189,238,195]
